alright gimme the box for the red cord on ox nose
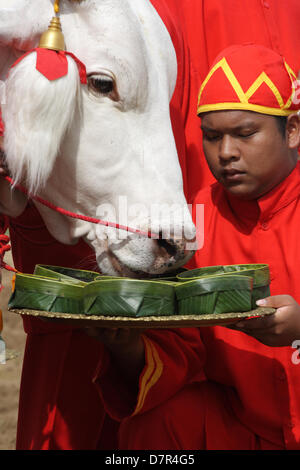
[2,175,159,239]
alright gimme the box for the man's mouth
[221,168,246,182]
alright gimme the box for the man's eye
[88,75,119,101]
[204,133,220,141]
[238,131,257,138]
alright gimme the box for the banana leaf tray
[8,307,275,328]
[8,264,275,328]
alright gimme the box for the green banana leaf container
[9,273,85,314]
[176,264,270,308]
[9,270,176,318]
[175,274,253,315]
[82,278,175,317]
[34,265,99,285]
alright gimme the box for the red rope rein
[0,174,159,274]
[3,175,157,238]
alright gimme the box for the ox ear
[2,50,80,195]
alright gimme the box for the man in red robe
[111,43,300,450]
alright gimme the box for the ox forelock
[3,51,80,194]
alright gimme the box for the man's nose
[218,135,240,162]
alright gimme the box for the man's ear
[286,112,300,149]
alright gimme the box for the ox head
[0,0,197,277]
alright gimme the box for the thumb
[256,295,296,309]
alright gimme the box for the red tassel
[9,48,87,84]
[36,48,69,80]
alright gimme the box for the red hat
[197,44,299,117]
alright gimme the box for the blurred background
[0,251,26,450]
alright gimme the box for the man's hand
[228,295,300,347]
[85,327,146,385]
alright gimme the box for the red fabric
[118,164,300,450]
[35,49,69,81]
[0,214,15,273]
[9,48,87,84]
[197,44,299,115]
[119,383,285,450]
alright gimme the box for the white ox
[0,0,196,277]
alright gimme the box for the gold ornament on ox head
[38,1,84,52]
[38,16,65,51]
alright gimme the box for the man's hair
[275,116,287,138]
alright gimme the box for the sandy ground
[0,252,26,450]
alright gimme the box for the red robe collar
[225,161,300,224]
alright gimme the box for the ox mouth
[105,239,195,279]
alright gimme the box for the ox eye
[87,74,119,101]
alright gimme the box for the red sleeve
[93,327,206,421]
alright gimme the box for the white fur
[3,52,80,194]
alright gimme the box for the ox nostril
[156,237,178,258]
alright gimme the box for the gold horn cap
[38,17,65,51]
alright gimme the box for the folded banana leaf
[9,273,86,313]
[175,275,253,315]
[177,264,270,308]
[34,265,99,285]
[83,279,175,317]
[8,271,175,317]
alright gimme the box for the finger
[256,295,296,309]
[234,312,277,330]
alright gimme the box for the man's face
[201,110,297,200]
